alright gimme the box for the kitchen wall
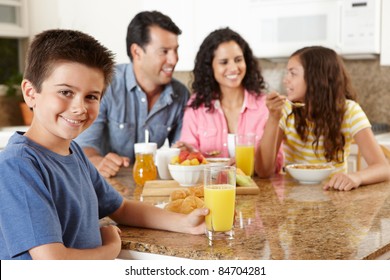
[174,58,390,125]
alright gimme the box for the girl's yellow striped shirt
[279,100,371,173]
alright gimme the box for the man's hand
[95,153,130,178]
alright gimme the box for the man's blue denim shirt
[75,63,190,163]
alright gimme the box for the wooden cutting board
[141,179,260,197]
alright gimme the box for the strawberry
[187,151,205,163]
[178,150,190,163]
[216,171,228,184]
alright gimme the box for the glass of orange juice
[235,134,255,176]
[204,166,236,241]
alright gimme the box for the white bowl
[206,157,231,167]
[285,163,335,184]
[168,164,208,187]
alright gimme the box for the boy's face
[23,62,104,151]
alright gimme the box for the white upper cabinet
[248,0,381,59]
[25,0,389,69]
[380,0,390,65]
[0,0,28,37]
[142,0,252,71]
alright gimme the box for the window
[0,0,28,37]
[0,0,28,84]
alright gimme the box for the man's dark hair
[126,11,181,60]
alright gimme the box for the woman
[260,46,390,190]
[175,27,284,177]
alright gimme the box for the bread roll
[179,196,205,214]
[187,185,204,197]
[165,198,184,213]
[169,189,190,201]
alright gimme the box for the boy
[0,29,207,260]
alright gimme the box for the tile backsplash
[174,58,390,126]
[1,58,389,128]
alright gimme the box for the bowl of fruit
[168,150,209,187]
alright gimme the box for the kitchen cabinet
[348,144,360,173]
[380,0,390,65]
[348,133,390,173]
[142,0,252,71]
[0,0,28,37]
[248,0,381,59]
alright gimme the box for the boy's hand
[97,153,130,178]
[184,208,209,235]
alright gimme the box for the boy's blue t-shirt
[0,132,123,259]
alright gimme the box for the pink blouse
[179,90,284,173]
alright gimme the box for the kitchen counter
[106,167,390,260]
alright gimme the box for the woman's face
[283,55,306,102]
[212,41,246,91]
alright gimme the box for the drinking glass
[235,134,255,176]
[204,166,236,240]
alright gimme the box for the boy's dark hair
[126,10,181,60]
[24,29,115,93]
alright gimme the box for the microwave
[248,0,381,59]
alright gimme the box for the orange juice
[235,145,255,176]
[133,153,157,186]
[204,184,236,232]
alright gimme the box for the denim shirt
[75,63,190,162]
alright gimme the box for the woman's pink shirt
[179,90,284,173]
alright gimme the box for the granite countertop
[106,167,390,260]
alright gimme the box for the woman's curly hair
[190,27,266,110]
[289,46,357,163]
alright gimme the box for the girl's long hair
[290,46,357,163]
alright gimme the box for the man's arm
[84,147,130,178]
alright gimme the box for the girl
[258,46,390,191]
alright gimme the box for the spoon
[265,89,305,108]
[205,150,221,156]
[286,99,305,108]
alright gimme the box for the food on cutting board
[236,168,252,186]
[170,150,208,166]
[169,186,204,200]
[165,186,204,214]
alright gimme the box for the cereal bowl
[285,163,335,184]
[168,164,208,187]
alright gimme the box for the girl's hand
[323,173,361,191]
[266,92,286,120]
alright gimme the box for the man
[76,11,190,178]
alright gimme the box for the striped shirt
[279,100,371,173]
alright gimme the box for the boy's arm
[29,225,122,260]
[109,199,208,235]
